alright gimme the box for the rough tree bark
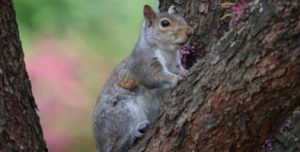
[0,0,47,151]
[131,0,300,151]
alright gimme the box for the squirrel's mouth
[176,42,186,46]
[175,40,189,47]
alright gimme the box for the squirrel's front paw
[134,121,150,138]
[176,64,189,76]
[169,74,183,87]
[179,68,189,76]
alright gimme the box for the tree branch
[131,0,300,151]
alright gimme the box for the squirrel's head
[142,5,192,51]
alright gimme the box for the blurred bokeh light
[14,0,158,151]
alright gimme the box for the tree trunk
[0,0,47,151]
[130,0,300,151]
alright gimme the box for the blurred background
[14,0,158,151]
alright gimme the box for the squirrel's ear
[168,5,176,14]
[144,5,156,27]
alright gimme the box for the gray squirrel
[92,5,192,152]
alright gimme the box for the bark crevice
[130,0,300,151]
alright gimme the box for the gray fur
[93,5,191,152]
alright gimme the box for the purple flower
[278,121,291,133]
[179,44,192,64]
[264,138,273,151]
[221,0,249,28]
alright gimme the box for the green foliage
[14,0,158,61]
[15,0,69,33]
[13,1,158,151]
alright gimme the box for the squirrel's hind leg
[93,100,135,152]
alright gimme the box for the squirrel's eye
[161,19,170,27]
